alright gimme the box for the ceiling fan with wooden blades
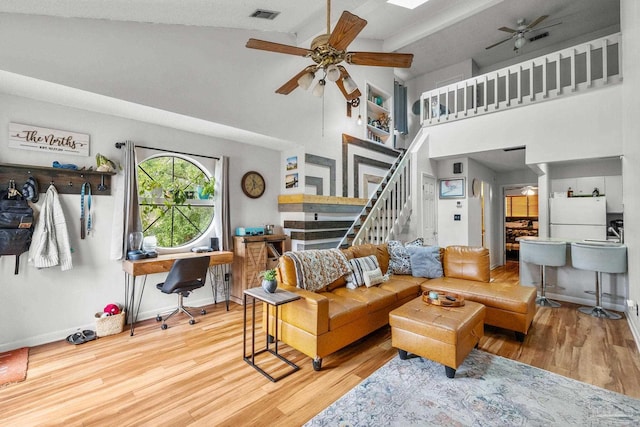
[485,15,562,51]
[246,0,413,101]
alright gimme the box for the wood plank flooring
[1,262,639,426]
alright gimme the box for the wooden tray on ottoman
[422,290,465,307]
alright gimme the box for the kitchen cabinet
[575,176,604,196]
[231,234,287,305]
[550,176,622,213]
[551,177,603,196]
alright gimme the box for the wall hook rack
[0,162,116,196]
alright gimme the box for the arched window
[137,154,215,248]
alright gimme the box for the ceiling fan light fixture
[312,79,326,97]
[325,65,341,82]
[343,76,358,94]
[297,71,315,90]
[514,35,526,49]
[521,186,537,196]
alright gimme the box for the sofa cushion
[422,277,533,314]
[318,292,368,330]
[333,286,397,313]
[343,243,390,275]
[388,238,424,275]
[379,276,423,300]
[346,255,380,288]
[443,246,490,283]
[407,245,443,278]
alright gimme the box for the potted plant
[196,178,216,200]
[259,268,278,293]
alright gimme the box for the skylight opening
[387,0,430,10]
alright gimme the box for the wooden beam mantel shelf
[278,194,367,214]
[0,162,116,196]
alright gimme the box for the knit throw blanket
[285,249,351,292]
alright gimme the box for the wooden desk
[122,251,234,335]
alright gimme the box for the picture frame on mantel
[439,178,465,199]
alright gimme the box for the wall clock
[241,171,265,198]
[472,178,481,197]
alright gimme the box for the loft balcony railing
[420,33,622,126]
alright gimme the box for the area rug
[305,349,640,426]
[0,347,29,387]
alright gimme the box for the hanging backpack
[0,184,34,274]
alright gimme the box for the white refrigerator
[549,197,607,240]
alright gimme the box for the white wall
[0,13,395,198]
[621,0,640,346]
[0,92,281,351]
[426,85,623,163]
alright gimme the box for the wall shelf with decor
[365,82,392,145]
[0,163,116,196]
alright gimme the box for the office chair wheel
[189,319,196,325]
[200,309,206,315]
[161,324,168,330]
[156,315,162,322]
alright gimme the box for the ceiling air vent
[250,9,280,20]
[529,32,549,42]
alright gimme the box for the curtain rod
[115,142,220,160]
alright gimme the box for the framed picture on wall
[439,178,465,199]
[286,156,298,170]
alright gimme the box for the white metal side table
[243,287,301,382]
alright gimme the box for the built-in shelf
[0,162,116,196]
[365,82,392,145]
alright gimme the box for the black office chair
[155,256,210,329]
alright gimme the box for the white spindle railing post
[473,80,478,114]
[494,74,499,110]
[517,65,522,103]
[555,54,562,96]
[603,38,609,84]
[464,81,468,116]
[530,61,535,101]
[506,70,511,107]
[542,57,548,98]
[570,49,576,92]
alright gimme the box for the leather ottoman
[389,297,485,378]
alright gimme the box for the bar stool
[520,240,566,307]
[570,242,627,320]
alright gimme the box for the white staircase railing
[421,33,622,126]
[338,138,419,248]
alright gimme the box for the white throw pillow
[363,267,384,287]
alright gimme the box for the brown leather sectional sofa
[273,243,536,370]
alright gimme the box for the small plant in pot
[260,268,278,293]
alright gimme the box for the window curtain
[213,156,231,251]
[110,140,141,260]
[394,81,408,135]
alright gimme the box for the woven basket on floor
[94,311,126,337]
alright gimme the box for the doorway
[422,174,437,245]
[504,186,539,262]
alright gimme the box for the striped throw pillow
[346,255,380,288]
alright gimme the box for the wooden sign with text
[9,123,90,157]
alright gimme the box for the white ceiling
[0,0,620,172]
[0,0,619,79]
